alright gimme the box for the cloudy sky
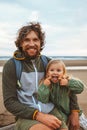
[0,0,87,56]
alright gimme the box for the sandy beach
[0,59,87,126]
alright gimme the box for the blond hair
[46,59,67,75]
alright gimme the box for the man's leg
[29,123,54,130]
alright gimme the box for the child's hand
[43,76,51,86]
[58,75,69,86]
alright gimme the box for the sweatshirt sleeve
[2,59,36,119]
[67,78,84,94]
[69,93,80,111]
[38,83,50,103]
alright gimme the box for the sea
[0,56,87,60]
[0,56,87,72]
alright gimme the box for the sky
[0,0,87,56]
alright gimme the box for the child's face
[47,63,64,83]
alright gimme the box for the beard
[22,45,40,59]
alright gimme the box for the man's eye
[33,38,39,42]
[24,38,29,42]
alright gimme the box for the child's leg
[49,107,68,130]
[60,129,68,130]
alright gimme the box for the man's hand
[68,111,80,130]
[36,112,61,129]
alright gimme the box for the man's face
[21,31,41,57]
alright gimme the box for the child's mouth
[51,76,58,83]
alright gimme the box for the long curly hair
[15,22,45,52]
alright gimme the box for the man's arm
[69,93,80,130]
[2,59,36,119]
[70,92,80,110]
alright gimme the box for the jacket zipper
[31,60,41,111]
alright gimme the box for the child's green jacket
[38,78,84,121]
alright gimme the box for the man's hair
[15,22,45,51]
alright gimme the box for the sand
[0,60,87,127]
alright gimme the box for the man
[2,22,80,130]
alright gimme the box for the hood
[13,50,41,61]
[13,50,25,60]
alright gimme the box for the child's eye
[57,69,61,72]
[50,69,54,71]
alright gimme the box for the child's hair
[39,59,69,85]
[46,59,67,75]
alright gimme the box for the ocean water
[0,56,11,61]
[0,56,87,68]
[0,56,87,60]
[0,56,87,72]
